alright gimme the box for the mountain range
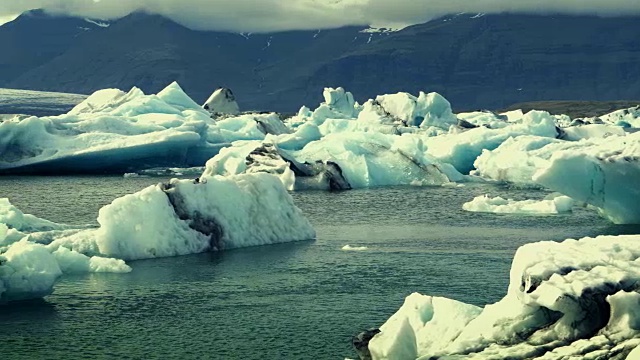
[1,9,639,112]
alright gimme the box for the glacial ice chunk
[366,234,640,359]
[0,239,62,303]
[462,194,575,214]
[533,132,640,224]
[294,132,459,188]
[51,173,316,260]
[425,110,559,174]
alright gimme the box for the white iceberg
[51,172,316,260]
[293,132,461,188]
[0,239,62,303]
[533,132,640,224]
[365,234,640,359]
[424,110,559,174]
[0,82,289,174]
[1,170,314,303]
[289,87,456,134]
[463,194,575,214]
[560,123,626,141]
[371,91,457,128]
[0,236,129,304]
[0,83,209,173]
[598,106,640,128]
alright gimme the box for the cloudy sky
[0,0,638,32]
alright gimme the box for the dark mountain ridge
[2,11,640,112]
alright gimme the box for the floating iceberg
[596,106,640,128]
[534,132,640,224]
[51,172,316,260]
[363,234,640,359]
[0,82,287,174]
[295,132,460,188]
[0,198,131,303]
[1,170,315,303]
[463,194,574,214]
[0,237,130,304]
[474,131,630,184]
[0,239,62,303]
[204,132,463,190]
[424,110,559,174]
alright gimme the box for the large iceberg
[50,172,316,260]
[363,234,640,359]
[533,132,640,224]
[0,82,288,174]
[472,131,640,224]
[203,132,463,190]
[423,110,559,174]
[0,170,315,303]
[293,132,462,188]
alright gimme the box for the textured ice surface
[0,82,287,174]
[51,173,316,260]
[463,194,575,214]
[0,239,62,303]
[368,234,640,359]
[534,132,640,224]
[0,198,131,303]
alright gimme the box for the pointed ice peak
[203,88,240,115]
[157,82,202,111]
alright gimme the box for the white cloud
[0,0,638,32]
[0,13,18,26]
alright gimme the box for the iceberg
[424,110,559,174]
[533,132,640,224]
[0,230,128,304]
[50,172,316,260]
[295,132,460,188]
[463,194,575,214]
[0,83,209,173]
[1,170,314,303]
[342,245,368,251]
[363,234,640,359]
[204,129,469,191]
[597,106,640,128]
[373,91,457,128]
[0,239,62,303]
[0,82,289,174]
[202,140,351,191]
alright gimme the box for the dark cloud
[1,0,638,32]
